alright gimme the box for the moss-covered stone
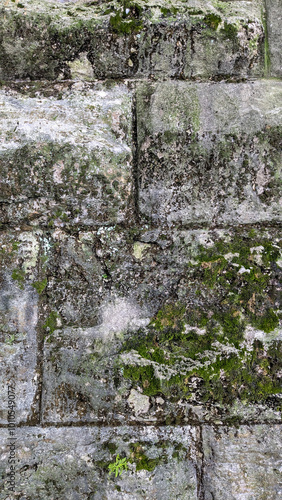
[0,0,265,80]
[120,229,281,411]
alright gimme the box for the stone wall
[0,1,281,498]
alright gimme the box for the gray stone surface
[202,425,282,499]
[137,80,282,226]
[0,425,198,499]
[0,0,266,80]
[0,230,41,424]
[41,226,281,425]
[266,0,282,77]
[0,82,133,227]
[0,0,281,497]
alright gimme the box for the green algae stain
[130,443,160,471]
[11,268,26,289]
[203,13,222,30]
[43,311,61,342]
[109,3,143,35]
[32,277,47,294]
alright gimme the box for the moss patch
[109,3,143,35]
[203,13,222,30]
[11,268,25,289]
[43,311,61,341]
[32,277,47,294]
[129,443,161,471]
[121,232,281,409]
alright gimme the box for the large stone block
[0,230,42,424]
[137,80,282,226]
[41,226,281,425]
[0,425,198,499]
[0,0,265,80]
[0,82,133,227]
[202,425,282,499]
[266,0,282,77]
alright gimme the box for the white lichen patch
[18,232,40,278]
[69,52,94,81]
[133,242,151,260]
[128,389,150,415]
[97,297,150,341]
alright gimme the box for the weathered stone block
[0,0,265,80]
[137,80,282,226]
[0,82,133,227]
[0,230,42,424]
[42,226,281,425]
[0,425,198,499]
[202,425,282,499]
[266,0,282,77]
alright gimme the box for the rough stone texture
[137,80,282,226]
[0,0,281,497]
[0,426,199,499]
[0,230,40,424]
[0,0,265,80]
[202,425,282,499]
[0,82,133,227]
[266,0,282,77]
[42,226,282,425]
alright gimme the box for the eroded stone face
[0,82,133,227]
[41,226,281,425]
[0,0,265,80]
[266,0,282,77]
[0,425,198,499]
[0,231,42,424]
[137,80,282,226]
[202,425,282,500]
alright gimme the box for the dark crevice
[131,83,140,224]
[196,425,205,500]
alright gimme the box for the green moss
[12,241,20,251]
[11,268,25,289]
[160,7,179,17]
[250,308,279,333]
[203,14,222,30]
[43,311,60,341]
[152,303,186,335]
[221,22,238,41]
[121,231,281,409]
[32,277,47,294]
[130,444,160,471]
[109,3,143,35]
[103,442,118,454]
[123,364,160,396]
[261,241,280,266]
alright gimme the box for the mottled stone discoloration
[0,0,265,80]
[0,425,198,499]
[137,80,282,226]
[0,231,41,424]
[202,425,282,500]
[265,0,282,77]
[0,82,133,227]
[41,226,281,425]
